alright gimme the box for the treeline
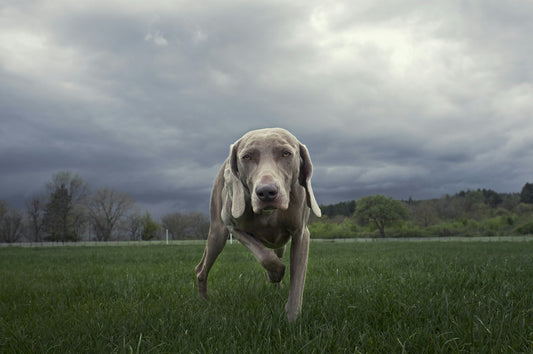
[3,172,533,242]
[310,183,533,238]
[0,171,209,243]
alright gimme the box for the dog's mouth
[252,197,289,215]
[261,206,277,215]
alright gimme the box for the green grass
[1,241,532,352]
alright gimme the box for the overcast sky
[1,0,532,217]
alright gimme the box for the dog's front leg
[231,229,286,283]
[195,222,229,299]
[285,226,310,322]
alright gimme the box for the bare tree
[408,199,439,227]
[121,208,142,241]
[0,200,24,243]
[436,194,465,220]
[186,212,209,239]
[161,212,209,240]
[87,187,135,241]
[161,212,187,239]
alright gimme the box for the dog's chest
[238,212,292,247]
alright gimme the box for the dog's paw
[286,309,299,323]
[196,278,208,299]
[285,303,300,323]
[265,263,285,283]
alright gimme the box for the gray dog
[195,128,321,321]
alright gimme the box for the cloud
[145,31,168,46]
[1,0,532,217]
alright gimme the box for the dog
[195,128,321,321]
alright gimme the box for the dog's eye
[242,154,252,160]
[282,151,292,157]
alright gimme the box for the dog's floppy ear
[299,143,321,217]
[226,141,246,219]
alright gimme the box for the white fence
[1,236,533,248]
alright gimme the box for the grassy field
[1,241,532,353]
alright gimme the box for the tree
[408,199,438,227]
[482,189,503,208]
[355,195,408,237]
[185,212,209,239]
[161,212,209,240]
[42,171,89,241]
[46,171,88,204]
[520,183,533,204]
[0,200,24,243]
[141,212,159,241]
[122,209,142,241]
[320,200,356,218]
[87,187,135,241]
[26,195,46,242]
[436,194,465,220]
[43,184,73,241]
[501,193,520,211]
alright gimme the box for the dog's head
[225,128,321,218]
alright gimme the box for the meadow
[1,241,532,353]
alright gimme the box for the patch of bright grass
[1,242,532,352]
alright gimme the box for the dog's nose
[255,183,279,202]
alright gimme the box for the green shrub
[482,214,516,236]
[386,224,425,238]
[309,218,359,239]
[426,222,463,237]
[515,222,533,235]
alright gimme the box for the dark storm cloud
[1,0,532,216]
